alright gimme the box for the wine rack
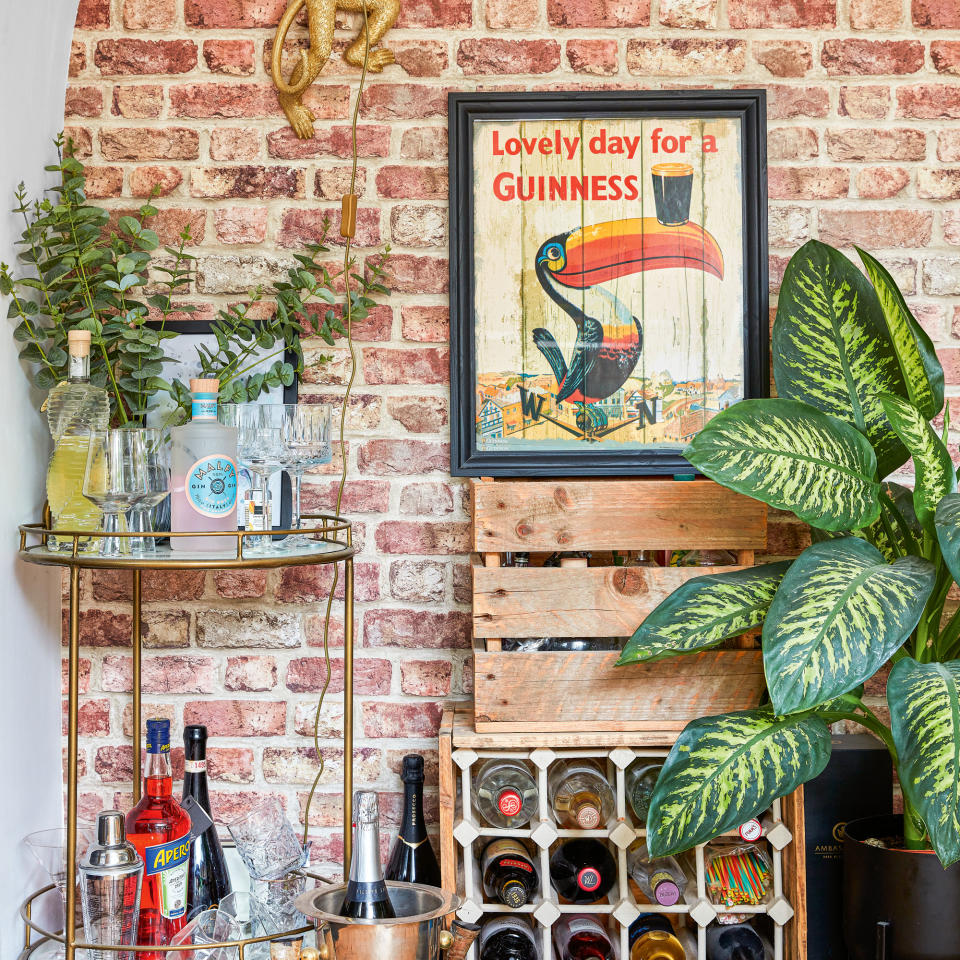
[439,706,805,960]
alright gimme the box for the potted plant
[617,238,959,960]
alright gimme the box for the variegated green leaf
[935,493,960,586]
[858,247,944,421]
[685,398,880,532]
[617,562,792,664]
[888,658,960,865]
[647,708,832,857]
[773,240,908,478]
[763,538,935,714]
[879,393,956,529]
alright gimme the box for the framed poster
[449,90,768,477]
[151,319,297,530]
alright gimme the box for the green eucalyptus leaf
[647,708,832,857]
[617,562,791,664]
[879,393,956,528]
[858,247,944,420]
[684,398,881,532]
[763,538,934,715]
[773,240,908,477]
[118,216,141,237]
[33,367,59,389]
[888,658,960,865]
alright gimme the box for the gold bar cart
[17,515,356,960]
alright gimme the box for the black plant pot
[844,814,960,960]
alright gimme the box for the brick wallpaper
[62,0,959,873]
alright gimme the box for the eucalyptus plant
[618,239,960,865]
[1,137,388,425]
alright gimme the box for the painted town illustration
[472,118,746,452]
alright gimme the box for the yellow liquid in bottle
[46,434,101,551]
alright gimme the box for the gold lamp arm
[271,0,314,97]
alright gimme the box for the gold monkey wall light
[271,0,400,140]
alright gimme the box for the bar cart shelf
[17,515,358,960]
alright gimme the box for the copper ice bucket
[295,881,478,960]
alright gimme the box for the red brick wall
[63,0,958,872]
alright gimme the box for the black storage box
[803,733,893,960]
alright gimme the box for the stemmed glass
[127,428,171,558]
[24,826,95,917]
[82,429,147,558]
[279,404,332,550]
[218,406,285,555]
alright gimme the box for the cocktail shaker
[79,810,143,960]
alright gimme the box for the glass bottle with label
[628,915,685,960]
[480,839,539,908]
[125,718,192,958]
[478,915,540,960]
[45,328,110,551]
[553,914,615,960]
[548,759,615,829]
[339,791,396,919]
[385,754,441,886]
[170,379,237,551]
[706,922,765,960]
[625,761,663,825]
[474,759,538,829]
[627,841,687,906]
[548,838,616,903]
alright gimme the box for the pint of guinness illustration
[651,162,694,226]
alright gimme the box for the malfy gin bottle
[45,329,110,551]
[170,379,237,551]
[125,718,192,957]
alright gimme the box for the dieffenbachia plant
[618,239,960,865]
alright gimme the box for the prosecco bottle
[385,754,441,886]
[339,791,396,919]
[478,916,540,960]
[480,839,539,908]
[549,839,616,903]
[182,725,232,918]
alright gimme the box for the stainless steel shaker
[79,810,143,960]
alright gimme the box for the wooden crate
[439,705,806,960]
[470,478,769,731]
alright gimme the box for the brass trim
[132,569,142,804]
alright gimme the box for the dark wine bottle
[182,724,232,919]
[705,922,765,960]
[480,839,539,908]
[339,791,396,919]
[549,839,616,903]
[478,915,541,960]
[385,754,441,886]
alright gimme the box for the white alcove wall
[0,2,78,957]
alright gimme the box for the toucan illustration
[533,217,724,435]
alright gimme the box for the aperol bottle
[125,718,192,957]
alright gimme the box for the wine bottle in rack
[339,791,396,919]
[628,915,686,960]
[548,759,615,829]
[478,915,541,960]
[385,754,441,886]
[182,724,232,917]
[625,761,663,825]
[627,841,687,906]
[480,838,539,908]
[548,838,616,903]
[474,758,539,829]
[552,914,616,960]
[706,922,765,960]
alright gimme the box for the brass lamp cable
[300,0,372,848]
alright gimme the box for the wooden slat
[473,562,746,638]
[472,479,767,552]
[438,706,456,895]
[781,786,807,960]
[473,646,765,732]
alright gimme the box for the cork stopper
[67,329,91,358]
[190,378,220,393]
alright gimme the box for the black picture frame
[448,90,769,477]
[156,318,298,530]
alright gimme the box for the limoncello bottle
[46,329,110,551]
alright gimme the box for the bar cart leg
[343,555,354,868]
[65,566,80,960]
[132,570,142,803]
